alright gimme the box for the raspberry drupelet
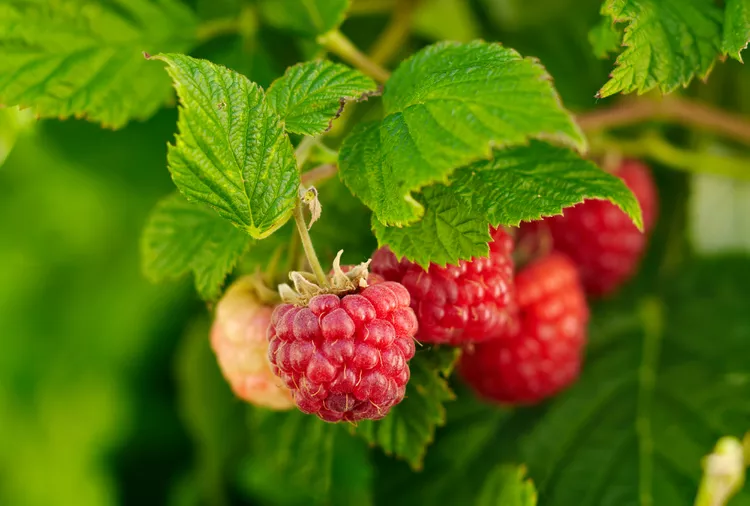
[370,227,516,345]
[268,279,418,423]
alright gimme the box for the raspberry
[518,159,658,296]
[370,227,516,345]
[267,280,417,422]
[210,277,294,410]
[460,253,589,404]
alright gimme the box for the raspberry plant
[1,0,749,505]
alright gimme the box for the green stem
[295,136,316,167]
[369,0,419,65]
[318,30,391,83]
[590,133,750,181]
[196,17,242,43]
[293,200,328,286]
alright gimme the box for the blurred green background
[1,0,749,505]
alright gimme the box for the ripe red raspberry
[518,159,658,296]
[267,281,418,422]
[460,253,589,404]
[211,277,294,410]
[370,227,516,345]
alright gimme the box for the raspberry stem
[293,199,329,287]
[318,30,391,83]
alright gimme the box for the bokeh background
[1,0,749,505]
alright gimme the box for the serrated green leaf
[588,17,623,59]
[155,53,299,239]
[0,0,197,128]
[241,409,373,506]
[353,347,460,470]
[258,0,350,36]
[141,193,250,300]
[267,60,377,136]
[339,40,586,226]
[521,256,750,505]
[723,0,750,62]
[452,141,643,230]
[597,0,723,98]
[477,466,537,506]
[372,184,491,268]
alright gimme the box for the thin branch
[578,97,750,145]
[369,0,419,65]
[318,30,392,83]
[301,164,338,186]
[196,17,241,43]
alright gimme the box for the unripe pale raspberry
[267,281,417,423]
[211,277,294,410]
[518,159,658,296]
[460,253,589,404]
[370,227,516,345]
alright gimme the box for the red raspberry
[370,227,516,345]
[267,281,418,422]
[460,253,589,404]
[211,277,294,410]
[518,159,658,296]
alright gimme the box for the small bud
[300,185,322,229]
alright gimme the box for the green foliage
[588,17,622,59]
[353,347,460,470]
[372,184,492,268]
[521,257,750,505]
[155,53,299,239]
[595,0,723,97]
[267,60,377,136]
[689,172,750,255]
[258,0,351,36]
[241,409,372,505]
[723,0,750,61]
[340,41,585,227]
[0,0,197,128]
[476,466,538,506]
[141,192,250,302]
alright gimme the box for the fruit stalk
[293,198,328,287]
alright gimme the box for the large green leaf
[373,141,642,267]
[155,53,299,239]
[723,0,750,62]
[522,256,750,505]
[596,0,723,97]
[372,184,491,269]
[452,141,643,229]
[353,347,460,470]
[258,0,350,36]
[141,193,250,300]
[0,0,197,128]
[339,41,585,227]
[240,409,373,506]
[267,60,377,136]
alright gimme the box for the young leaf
[723,0,750,62]
[372,184,491,268]
[476,466,537,506]
[267,60,377,136]
[241,409,373,506]
[596,0,723,98]
[353,347,460,470]
[141,193,250,300]
[339,41,586,226]
[0,0,197,128]
[154,53,299,239]
[451,141,643,230]
[258,0,350,36]
[521,256,750,505]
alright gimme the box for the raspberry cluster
[267,281,417,422]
